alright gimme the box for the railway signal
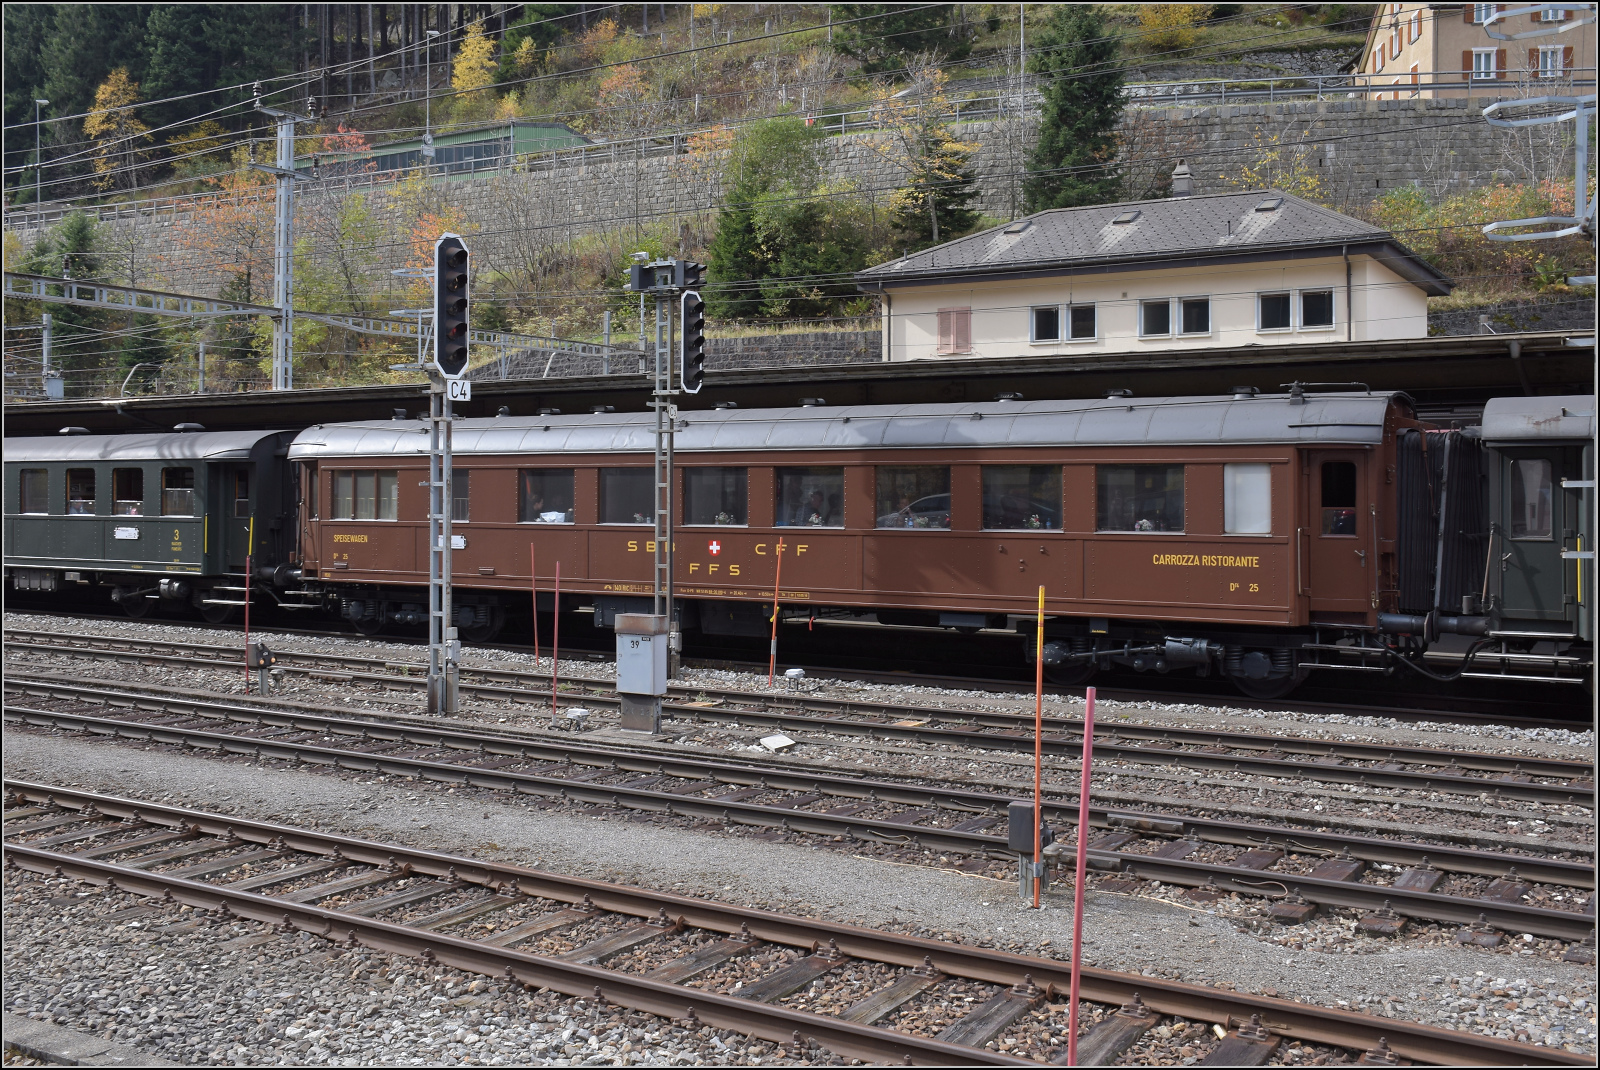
[433,234,470,379]
[680,289,706,394]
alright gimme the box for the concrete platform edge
[2,1011,182,1067]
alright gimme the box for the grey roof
[1481,395,1596,444]
[856,190,1452,295]
[3,430,286,463]
[287,392,1403,460]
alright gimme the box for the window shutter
[1464,4,1473,22]
[954,309,971,353]
[1496,48,1506,77]
[937,310,952,354]
[1563,46,1573,71]
[1529,46,1539,72]
[1462,50,1473,79]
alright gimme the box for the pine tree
[1023,5,1124,212]
[829,4,972,75]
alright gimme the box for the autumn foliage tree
[83,69,152,191]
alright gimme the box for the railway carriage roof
[1481,395,1595,444]
[3,430,285,463]
[287,392,1403,458]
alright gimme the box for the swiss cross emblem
[708,540,721,555]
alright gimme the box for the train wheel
[460,606,506,644]
[1231,671,1305,701]
[1044,660,1097,687]
[199,600,238,625]
[350,610,386,636]
[120,595,152,618]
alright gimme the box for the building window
[1224,463,1272,534]
[19,469,47,514]
[519,469,575,523]
[601,468,654,524]
[982,466,1062,530]
[1097,465,1184,533]
[1259,292,1292,331]
[1301,290,1336,329]
[1320,462,1358,535]
[1472,47,1498,79]
[331,470,398,520]
[1140,299,1171,336]
[452,470,469,522]
[1180,297,1210,335]
[684,467,748,526]
[66,469,95,515]
[1538,45,1564,77]
[936,307,971,354]
[1539,5,1567,20]
[1375,41,1386,72]
[162,468,196,517]
[1472,3,1497,23]
[234,471,251,518]
[876,467,951,529]
[113,468,144,516]
[1069,304,1096,340]
[1408,11,1420,42]
[776,467,844,527]
[1031,305,1060,342]
[1509,459,1553,538]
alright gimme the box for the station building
[854,184,1452,364]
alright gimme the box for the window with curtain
[19,469,47,514]
[1224,464,1272,534]
[162,468,196,516]
[519,469,575,523]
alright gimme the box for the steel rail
[3,781,1584,1068]
[4,677,1589,885]
[6,614,1577,728]
[4,658,1585,805]
[6,697,1594,939]
[13,629,1587,778]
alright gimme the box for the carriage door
[219,465,254,570]
[1497,448,1572,623]
[1304,452,1372,616]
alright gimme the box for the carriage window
[1224,463,1272,534]
[305,466,318,520]
[876,467,951,529]
[234,471,250,518]
[1320,461,1358,535]
[685,467,747,525]
[982,466,1062,530]
[520,469,575,523]
[1097,465,1184,532]
[162,468,195,516]
[331,470,397,520]
[601,468,654,524]
[113,468,144,516]
[1509,459,1552,539]
[67,469,96,515]
[19,469,48,514]
[776,467,844,527]
[452,470,469,522]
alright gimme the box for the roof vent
[1171,159,1193,198]
[1231,386,1260,399]
[58,426,90,436]
[1103,388,1133,399]
[496,406,511,417]
[1254,197,1284,212]
[1111,210,1141,225]
[799,397,826,407]
[392,408,407,420]
[1003,219,1031,234]
[590,405,615,414]
[993,392,1023,402]
[538,407,562,415]
[714,401,739,409]
[173,423,205,433]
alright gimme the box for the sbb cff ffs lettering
[434,234,470,379]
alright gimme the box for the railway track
[4,679,1594,945]
[3,780,1584,1067]
[7,630,1594,807]
[7,610,1582,726]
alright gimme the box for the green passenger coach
[4,428,297,621]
